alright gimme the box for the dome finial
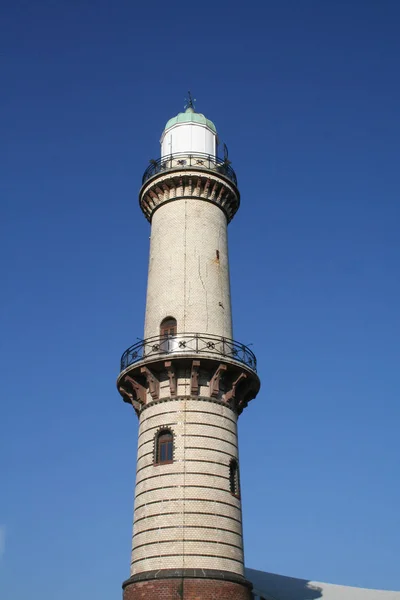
[184,91,196,112]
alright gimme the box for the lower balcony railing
[120,333,257,373]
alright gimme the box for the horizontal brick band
[122,568,251,587]
[134,482,237,500]
[136,456,234,476]
[137,432,238,452]
[136,470,229,486]
[139,404,237,427]
[142,395,238,415]
[130,552,244,566]
[133,524,242,539]
[136,447,238,470]
[135,496,241,513]
[132,537,243,552]
[134,510,242,526]
[183,446,237,458]
[138,419,236,441]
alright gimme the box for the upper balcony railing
[142,152,238,187]
[120,332,256,373]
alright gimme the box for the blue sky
[1,1,400,598]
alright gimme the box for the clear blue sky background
[1,1,399,598]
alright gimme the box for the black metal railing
[142,152,238,187]
[120,332,256,373]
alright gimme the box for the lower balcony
[120,332,257,374]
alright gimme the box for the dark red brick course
[123,577,253,600]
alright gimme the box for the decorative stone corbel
[194,177,201,196]
[155,186,164,200]
[209,364,227,398]
[216,185,225,203]
[162,182,170,200]
[124,375,146,406]
[224,372,247,406]
[164,361,177,397]
[210,180,218,200]
[203,178,211,198]
[236,383,259,415]
[140,366,159,401]
[118,386,141,416]
[191,360,201,395]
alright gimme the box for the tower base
[122,569,253,600]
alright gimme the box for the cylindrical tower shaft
[144,198,233,340]
[118,105,260,600]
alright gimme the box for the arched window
[229,459,240,497]
[155,429,174,464]
[160,317,177,338]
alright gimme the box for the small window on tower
[155,429,174,465]
[229,459,240,497]
[160,317,177,338]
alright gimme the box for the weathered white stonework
[144,199,233,340]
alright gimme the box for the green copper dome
[164,107,217,133]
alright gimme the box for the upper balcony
[142,152,238,187]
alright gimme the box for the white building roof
[245,568,400,600]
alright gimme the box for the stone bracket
[125,375,146,404]
[119,375,147,416]
[118,386,142,416]
[225,371,259,415]
[224,372,247,405]
[202,178,211,197]
[209,364,227,398]
[165,361,177,397]
[191,360,201,395]
[141,366,160,401]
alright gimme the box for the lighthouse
[117,98,260,600]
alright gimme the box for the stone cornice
[139,170,240,223]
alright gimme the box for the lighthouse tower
[117,100,260,600]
